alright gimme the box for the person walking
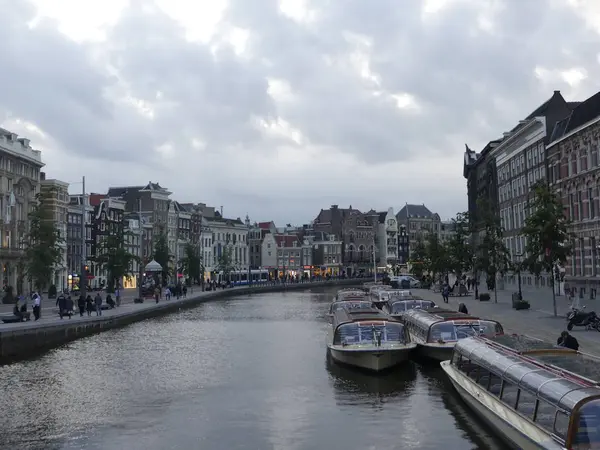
[115,288,121,307]
[85,295,94,316]
[77,294,85,317]
[442,283,450,304]
[32,292,41,320]
[94,292,103,316]
[56,291,67,319]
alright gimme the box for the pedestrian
[115,288,121,307]
[56,291,67,319]
[183,285,187,298]
[78,294,85,317]
[85,295,94,316]
[32,292,41,320]
[154,286,160,304]
[94,292,103,316]
[164,287,171,301]
[65,294,73,319]
[557,331,579,351]
[442,283,449,304]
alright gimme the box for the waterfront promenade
[0,278,367,363]
[418,288,600,348]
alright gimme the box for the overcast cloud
[1,0,600,224]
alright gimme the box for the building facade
[89,195,126,289]
[376,207,398,267]
[0,128,44,292]
[40,177,69,290]
[249,221,276,269]
[66,194,94,292]
[107,182,172,266]
[206,216,249,274]
[395,204,441,257]
[123,215,142,290]
[547,91,600,297]
[274,234,302,277]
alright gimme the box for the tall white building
[376,207,398,267]
[205,216,249,275]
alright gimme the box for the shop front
[122,274,137,290]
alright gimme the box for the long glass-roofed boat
[385,299,436,319]
[327,305,416,372]
[402,308,503,361]
[441,334,600,449]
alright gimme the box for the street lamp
[514,253,523,301]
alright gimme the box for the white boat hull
[417,343,455,361]
[328,345,416,371]
[440,361,565,450]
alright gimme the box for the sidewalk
[417,289,600,350]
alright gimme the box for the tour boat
[402,308,503,361]
[335,288,367,301]
[372,289,413,310]
[441,334,600,449]
[327,306,416,372]
[386,299,436,320]
[328,300,374,321]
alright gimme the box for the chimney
[331,205,338,209]
[554,90,560,95]
[40,171,46,181]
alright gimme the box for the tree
[521,180,573,316]
[95,228,140,293]
[476,199,510,303]
[153,227,172,285]
[217,246,235,282]
[424,232,450,282]
[409,236,427,279]
[23,189,65,292]
[446,212,473,280]
[180,242,202,284]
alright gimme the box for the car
[392,275,421,289]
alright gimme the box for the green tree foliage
[409,237,427,279]
[153,227,171,285]
[476,199,510,303]
[424,232,450,282]
[446,212,473,278]
[180,242,202,284]
[95,228,140,293]
[23,188,65,291]
[521,181,573,316]
[217,246,235,281]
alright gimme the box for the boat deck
[424,308,477,320]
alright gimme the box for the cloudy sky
[1,0,600,225]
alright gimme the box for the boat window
[554,410,570,441]
[572,399,600,449]
[428,322,478,342]
[516,389,538,418]
[488,372,503,396]
[382,322,408,343]
[500,380,519,406]
[334,322,407,345]
[334,323,360,345]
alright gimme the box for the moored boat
[372,289,414,310]
[335,288,367,301]
[327,306,416,372]
[441,334,600,449]
[386,299,436,320]
[403,308,503,361]
[328,300,375,321]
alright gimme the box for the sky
[2,0,600,226]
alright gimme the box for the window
[578,191,584,220]
[589,187,595,219]
[554,411,570,441]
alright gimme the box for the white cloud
[2,0,600,225]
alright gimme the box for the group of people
[55,290,119,318]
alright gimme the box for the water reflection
[419,364,509,450]
[0,287,507,450]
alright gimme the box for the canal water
[0,287,507,450]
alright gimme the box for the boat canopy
[329,300,374,315]
[403,308,480,328]
[333,321,407,346]
[390,300,436,314]
[455,337,600,413]
[332,306,390,328]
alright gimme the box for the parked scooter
[567,306,600,331]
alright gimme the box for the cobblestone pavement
[416,289,600,351]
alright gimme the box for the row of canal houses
[463,88,600,298]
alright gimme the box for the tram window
[573,399,600,449]
[515,390,537,418]
[554,411,570,440]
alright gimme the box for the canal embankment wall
[0,279,367,364]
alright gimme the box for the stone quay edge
[0,279,369,364]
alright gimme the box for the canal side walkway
[0,278,365,362]
[417,289,600,349]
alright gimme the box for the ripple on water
[0,288,507,450]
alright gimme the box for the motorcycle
[567,306,600,331]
